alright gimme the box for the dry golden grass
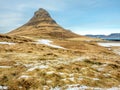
[0,34,33,43]
[68,37,103,42]
[0,37,120,90]
[7,24,81,39]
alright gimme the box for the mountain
[86,33,120,40]
[108,33,120,39]
[86,34,107,39]
[7,8,80,38]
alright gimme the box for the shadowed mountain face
[8,8,80,38]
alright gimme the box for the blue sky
[0,0,120,35]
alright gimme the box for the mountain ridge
[86,33,120,40]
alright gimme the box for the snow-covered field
[37,39,65,49]
[98,42,120,47]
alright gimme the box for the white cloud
[0,12,24,33]
[0,13,23,24]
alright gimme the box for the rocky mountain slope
[8,8,80,39]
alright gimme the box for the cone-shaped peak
[26,8,56,26]
[8,8,80,38]
[34,8,51,18]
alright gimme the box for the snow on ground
[107,87,120,90]
[113,49,120,55]
[69,77,75,81]
[92,78,99,81]
[51,85,120,90]
[0,86,8,90]
[66,85,89,90]
[46,71,55,75]
[0,66,11,68]
[19,75,31,79]
[103,73,111,77]
[24,56,88,72]
[78,77,83,80]
[37,39,65,49]
[91,65,98,68]
[56,57,89,65]
[98,42,120,47]
[58,72,65,75]
[97,67,104,72]
[98,42,120,55]
[50,86,61,90]
[27,65,48,72]
[0,42,15,45]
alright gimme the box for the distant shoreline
[103,39,120,41]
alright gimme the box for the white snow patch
[107,87,120,90]
[19,86,23,89]
[38,65,48,69]
[69,74,74,77]
[19,75,31,79]
[51,85,120,90]
[0,66,11,68]
[98,43,120,47]
[37,39,65,49]
[113,49,120,55]
[24,64,34,68]
[0,42,15,45]
[92,78,99,81]
[66,85,89,90]
[97,68,104,71]
[47,80,52,83]
[78,77,83,80]
[61,78,67,81]
[50,86,61,90]
[91,65,98,68]
[0,86,8,90]
[27,65,48,72]
[69,77,74,81]
[103,74,111,77]
[102,64,108,67]
[58,72,65,75]
[108,47,112,50]
[46,71,54,75]
[81,68,86,70]
[43,86,49,90]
